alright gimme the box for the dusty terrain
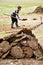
[0,59,43,65]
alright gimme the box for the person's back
[11,9,19,18]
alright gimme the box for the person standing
[11,6,22,28]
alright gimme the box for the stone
[10,46,24,58]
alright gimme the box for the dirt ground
[0,13,43,65]
[0,59,43,65]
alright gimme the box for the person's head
[17,6,22,11]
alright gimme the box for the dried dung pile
[0,28,43,59]
[34,6,43,13]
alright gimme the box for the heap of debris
[0,28,43,59]
[34,6,43,13]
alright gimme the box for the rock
[17,28,35,37]
[34,49,43,59]
[16,33,24,38]
[20,35,32,46]
[14,35,28,43]
[1,51,9,59]
[20,35,38,49]
[10,46,24,58]
[10,42,17,47]
[3,34,16,43]
[22,47,33,58]
[27,39,38,50]
[20,40,28,46]
[0,52,3,57]
[3,34,11,40]
[0,41,10,53]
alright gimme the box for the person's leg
[11,21,14,28]
[15,18,19,27]
[11,17,14,28]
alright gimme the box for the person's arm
[16,14,23,20]
[16,14,20,19]
[15,10,22,20]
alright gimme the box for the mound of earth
[34,6,43,13]
[0,28,43,60]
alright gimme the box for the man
[11,6,22,28]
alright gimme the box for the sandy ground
[0,59,43,65]
[0,13,43,65]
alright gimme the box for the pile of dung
[0,28,43,60]
[34,6,43,13]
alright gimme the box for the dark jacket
[11,9,20,18]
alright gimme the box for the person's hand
[19,18,23,21]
